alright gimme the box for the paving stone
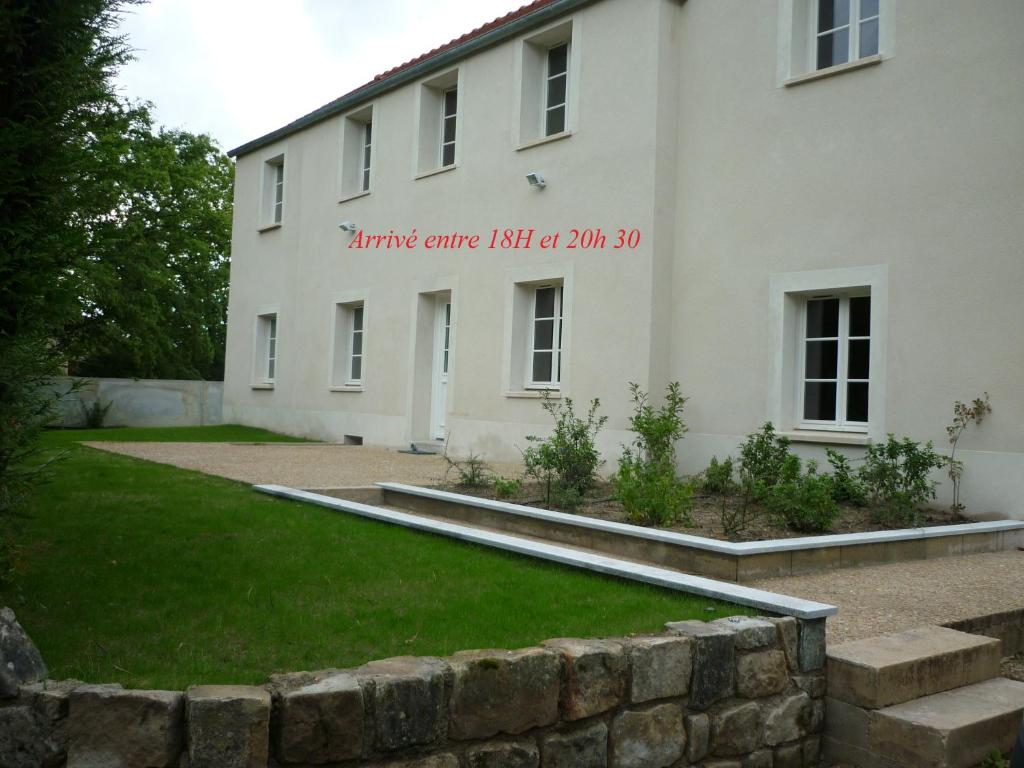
[0,704,65,768]
[0,608,48,699]
[466,739,540,768]
[710,699,762,756]
[448,648,560,740]
[684,712,710,763]
[736,650,789,699]
[67,685,184,768]
[274,672,363,763]
[768,617,799,673]
[358,656,449,750]
[714,617,777,650]
[609,702,684,768]
[826,624,1002,709]
[664,620,734,709]
[764,692,812,746]
[627,635,692,703]
[797,619,826,672]
[186,685,270,768]
[540,721,607,768]
[543,638,626,719]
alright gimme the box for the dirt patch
[437,479,965,542]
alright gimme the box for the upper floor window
[815,0,879,70]
[361,122,372,192]
[544,43,568,137]
[416,69,459,176]
[260,155,284,228]
[440,87,457,168]
[339,105,373,200]
[800,294,870,429]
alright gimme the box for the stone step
[869,677,1024,767]
[403,441,444,455]
[827,625,1002,709]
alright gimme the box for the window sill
[515,130,574,152]
[778,430,871,446]
[251,383,275,390]
[257,223,282,233]
[505,389,561,399]
[414,165,458,181]
[338,190,371,204]
[784,54,882,88]
[329,385,364,393]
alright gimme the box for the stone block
[628,635,692,703]
[379,755,459,768]
[20,678,83,722]
[924,534,963,560]
[684,712,710,762]
[713,617,777,650]
[664,620,734,709]
[796,619,825,672]
[448,648,559,740]
[540,721,607,768]
[823,696,870,751]
[67,685,184,768]
[543,638,626,719]
[709,699,762,756]
[773,741,802,768]
[802,735,821,765]
[467,739,540,768]
[735,650,789,699]
[764,691,812,746]
[742,748,773,768]
[767,617,799,672]
[185,685,270,768]
[790,545,840,575]
[736,551,792,580]
[0,607,48,698]
[792,673,825,699]
[609,702,684,768]
[274,672,363,763]
[703,761,743,768]
[357,656,449,750]
[0,705,65,768]
[826,624,1001,709]
[839,542,887,568]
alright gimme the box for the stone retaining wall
[1,611,827,768]
[945,607,1024,657]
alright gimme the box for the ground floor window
[256,313,277,385]
[800,293,870,428]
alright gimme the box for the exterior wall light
[526,172,546,189]
[339,221,357,232]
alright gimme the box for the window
[440,87,457,168]
[799,294,870,428]
[544,43,568,136]
[416,69,459,175]
[815,0,879,70]
[255,313,278,385]
[517,20,575,146]
[261,155,284,227]
[331,301,366,388]
[528,285,563,388]
[339,105,373,199]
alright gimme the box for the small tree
[523,395,606,509]
[946,393,991,514]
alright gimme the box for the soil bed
[435,479,966,543]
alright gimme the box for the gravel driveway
[83,441,523,488]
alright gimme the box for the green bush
[738,423,793,492]
[523,395,607,507]
[824,448,867,505]
[613,382,692,526]
[859,435,946,527]
[444,452,492,488]
[700,456,735,495]
[765,461,840,533]
[492,476,522,499]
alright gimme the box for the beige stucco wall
[225,0,1024,517]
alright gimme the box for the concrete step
[404,441,443,455]
[869,677,1024,767]
[827,625,1002,709]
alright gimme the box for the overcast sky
[113,0,525,153]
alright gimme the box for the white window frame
[526,284,563,390]
[361,122,372,193]
[810,0,879,71]
[543,42,569,137]
[796,292,870,432]
[329,294,368,390]
[439,86,457,168]
[252,311,278,387]
[347,303,364,385]
[339,105,374,201]
[259,154,285,229]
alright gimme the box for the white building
[224,0,1024,518]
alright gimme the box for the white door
[430,299,451,440]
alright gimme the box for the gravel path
[752,549,1024,643]
[83,440,1024,644]
[83,441,523,489]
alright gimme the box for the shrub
[765,460,840,533]
[523,395,607,507]
[738,423,793,491]
[825,448,867,505]
[701,456,735,495]
[859,435,946,527]
[946,393,992,514]
[444,452,492,488]
[492,476,522,499]
[79,398,112,429]
[613,382,692,526]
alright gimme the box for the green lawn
[3,429,748,690]
[43,423,314,445]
